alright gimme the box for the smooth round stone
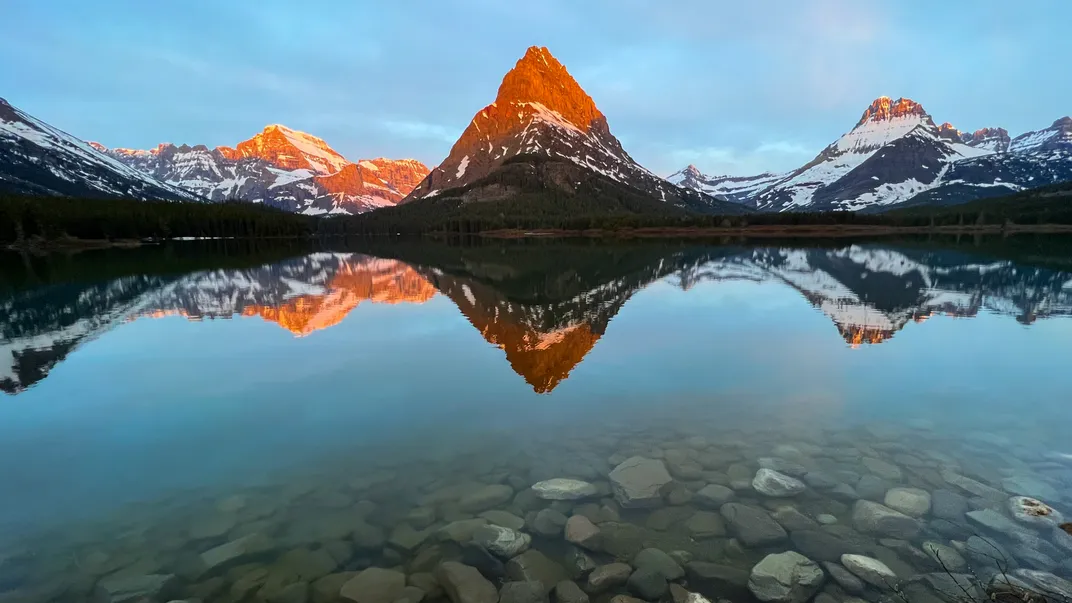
[588,563,632,592]
[840,554,898,590]
[862,458,903,481]
[340,568,406,603]
[752,469,806,498]
[609,457,673,508]
[1009,496,1065,527]
[851,500,920,539]
[816,514,838,525]
[921,541,967,573]
[632,548,684,581]
[531,479,598,501]
[883,488,931,518]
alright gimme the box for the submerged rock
[609,457,673,508]
[564,516,601,551]
[694,484,735,508]
[883,487,931,517]
[587,563,632,592]
[458,485,514,513]
[504,550,567,595]
[339,568,405,603]
[840,554,897,590]
[472,525,531,559]
[553,580,589,603]
[94,573,178,603]
[632,548,684,581]
[435,562,498,603]
[851,501,920,539]
[498,581,548,603]
[752,469,806,497]
[530,479,598,501]
[747,551,824,603]
[862,458,902,481]
[720,503,787,547]
[627,567,668,600]
[1008,496,1065,528]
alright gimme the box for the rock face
[852,500,920,539]
[748,551,825,603]
[401,47,739,215]
[752,469,807,497]
[609,456,673,508]
[530,479,598,500]
[435,562,498,603]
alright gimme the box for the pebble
[609,457,673,508]
[564,516,601,551]
[883,487,931,517]
[747,551,824,603]
[840,554,898,590]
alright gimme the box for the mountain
[401,46,741,215]
[666,166,783,204]
[5,242,1072,395]
[0,97,198,201]
[98,126,429,215]
[671,97,1072,212]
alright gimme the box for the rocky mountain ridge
[96,126,429,215]
[403,46,740,214]
[672,97,1072,212]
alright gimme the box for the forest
[2,180,1071,245]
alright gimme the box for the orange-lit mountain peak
[857,96,928,126]
[494,45,606,133]
[222,124,350,175]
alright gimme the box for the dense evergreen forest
[2,181,1071,245]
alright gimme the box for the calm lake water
[2,237,1072,603]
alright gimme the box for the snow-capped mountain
[666,166,783,204]
[0,97,198,201]
[98,126,429,215]
[671,97,1072,212]
[403,46,742,214]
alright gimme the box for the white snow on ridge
[267,125,349,175]
[267,167,314,188]
[456,155,469,178]
[1010,129,1059,153]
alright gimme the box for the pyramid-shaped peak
[494,46,605,132]
[856,97,928,127]
[1053,116,1072,128]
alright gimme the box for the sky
[3,1,1069,177]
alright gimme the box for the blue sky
[3,1,1069,176]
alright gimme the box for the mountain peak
[493,46,606,133]
[856,97,928,127]
[226,124,349,175]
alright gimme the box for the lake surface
[3,237,1072,603]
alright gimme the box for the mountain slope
[745,97,991,211]
[403,46,740,215]
[0,98,198,201]
[100,128,429,215]
[666,166,783,204]
[671,97,1071,213]
[895,118,1072,208]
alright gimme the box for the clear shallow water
[2,238,1072,603]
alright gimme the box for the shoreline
[480,223,1072,239]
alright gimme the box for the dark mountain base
[331,154,750,235]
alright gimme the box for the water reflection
[3,241,1071,395]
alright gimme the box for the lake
[2,236,1072,603]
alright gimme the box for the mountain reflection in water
[3,239,1071,395]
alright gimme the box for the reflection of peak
[241,259,436,336]
[421,272,606,393]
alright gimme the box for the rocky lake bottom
[3,411,1072,603]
